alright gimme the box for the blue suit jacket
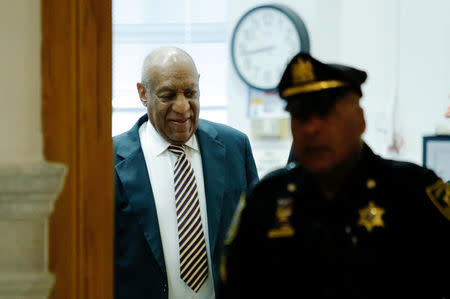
[114,114,258,299]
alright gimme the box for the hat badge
[291,58,315,85]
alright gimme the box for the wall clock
[231,4,310,91]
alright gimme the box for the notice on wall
[361,95,395,157]
[424,138,450,182]
[251,138,292,178]
[247,87,293,178]
[247,88,289,119]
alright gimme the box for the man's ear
[137,83,148,106]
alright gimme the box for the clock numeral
[284,38,296,49]
[263,13,273,26]
[244,58,252,69]
[277,66,285,79]
[252,67,260,79]
[251,17,259,27]
[238,44,247,55]
[244,29,254,41]
[263,70,272,83]
[277,15,282,26]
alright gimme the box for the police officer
[222,52,450,299]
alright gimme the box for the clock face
[232,6,307,90]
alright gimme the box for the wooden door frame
[41,0,113,298]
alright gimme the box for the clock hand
[242,45,275,55]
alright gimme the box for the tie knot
[168,144,185,156]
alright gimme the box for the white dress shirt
[139,120,215,299]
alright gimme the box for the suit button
[162,283,168,293]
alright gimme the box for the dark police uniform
[222,53,450,299]
[224,145,449,298]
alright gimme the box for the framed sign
[423,135,450,182]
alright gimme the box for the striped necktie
[168,144,208,292]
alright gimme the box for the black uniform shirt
[224,143,449,299]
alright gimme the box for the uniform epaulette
[224,194,246,246]
[221,194,246,283]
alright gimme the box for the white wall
[395,0,450,163]
[0,0,43,164]
[228,0,450,168]
[4,0,446,167]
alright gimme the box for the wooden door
[41,0,113,298]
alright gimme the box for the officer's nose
[299,116,322,135]
[172,93,190,114]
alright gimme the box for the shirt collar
[146,120,199,156]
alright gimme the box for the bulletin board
[247,87,292,177]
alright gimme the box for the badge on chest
[357,201,385,233]
[268,197,295,238]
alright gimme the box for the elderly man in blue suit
[113,46,259,299]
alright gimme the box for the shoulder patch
[425,179,450,220]
[224,194,247,245]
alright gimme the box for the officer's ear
[359,108,366,135]
[355,96,366,135]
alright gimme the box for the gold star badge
[358,201,385,232]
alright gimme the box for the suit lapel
[196,120,226,256]
[115,115,166,274]
[115,117,226,274]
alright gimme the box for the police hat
[278,52,367,100]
